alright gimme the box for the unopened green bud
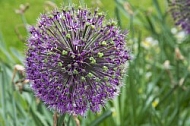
[91,25,95,29]
[95,77,101,82]
[66,33,71,39]
[67,64,72,68]
[87,72,93,78]
[89,57,96,64]
[98,52,104,58]
[112,75,116,79]
[78,6,82,9]
[111,21,117,26]
[61,68,66,71]
[97,12,103,16]
[113,67,117,71]
[62,50,68,55]
[47,52,54,55]
[107,22,111,26]
[100,41,107,46]
[86,22,91,26]
[110,40,114,45]
[71,54,75,58]
[73,69,79,74]
[44,59,48,63]
[104,76,109,81]
[103,66,108,72]
[81,76,86,81]
[58,62,63,67]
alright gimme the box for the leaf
[0,31,14,63]
[10,47,24,64]
[30,107,49,126]
[90,110,112,126]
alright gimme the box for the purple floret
[170,0,190,34]
[26,6,130,115]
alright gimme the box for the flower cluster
[26,6,130,115]
[170,0,190,34]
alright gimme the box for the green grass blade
[90,110,112,126]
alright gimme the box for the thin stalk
[53,112,58,126]
[11,68,18,126]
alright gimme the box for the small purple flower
[26,6,130,115]
[170,0,190,34]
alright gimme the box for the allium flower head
[170,0,190,34]
[26,5,130,115]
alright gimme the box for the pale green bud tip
[104,76,109,81]
[111,21,117,26]
[112,75,116,79]
[87,72,93,78]
[98,52,104,58]
[44,59,48,63]
[91,25,95,29]
[49,15,54,18]
[58,62,63,67]
[98,12,103,16]
[110,40,114,45]
[100,41,107,46]
[67,64,72,68]
[61,68,66,71]
[62,16,65,20]
[78,6,82,9]
[71,54,75,58]
[89,57,96,64]
[95,77,101,82]
[103,66,108,71]
[86,22,91,26]
[47,52,54,55]
[81,76,86,81]
[107,22,111,26]
[73,69,79,74]
[62,50,68,55]
[66,34,71,38]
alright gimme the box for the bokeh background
[0,0,190,126]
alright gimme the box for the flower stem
[73,114,80,126]
[53,112,58,126]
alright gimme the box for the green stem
[21,14,28,31]
[11,74,17,126]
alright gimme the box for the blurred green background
[0,0,190,126]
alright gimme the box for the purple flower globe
[170,0,190,34]
[26,6,130,115]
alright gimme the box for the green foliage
[0,0,190,126]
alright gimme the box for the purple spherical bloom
[26,6,130,115]
[170,0,190,34]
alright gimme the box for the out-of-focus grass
[0,0,153,53]
[0,0,107,51]
[0,0,45,51]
